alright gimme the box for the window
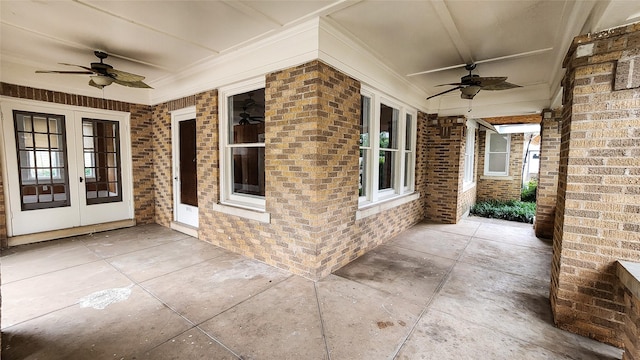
[463,120,476,186]
[82,118,123,204]
[13,110,70,210]
[219,78,266,210]
[359,87,416,206]
[484,132,510,176]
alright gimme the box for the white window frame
[359,86,417,208]
[484,132,511,177]
[463,120,477,188]
[218,77,266,211]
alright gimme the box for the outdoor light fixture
[460,85,481,99]
[90,75,114,87]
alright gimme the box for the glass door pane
[82,118,122,205]
[179,119,198,207]
[13,111,70,210]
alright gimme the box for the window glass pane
[405,114,412,150]
[379,150,394,190]
[229,88,265,145]
[83,118,122,205]
[231,147,265,197]
[404,153,410,187]
[360,96,370,147]
[489,134,508,152]
[488,153,507,172]
[34,133,48,148]
[379,104,398,149]
[359,149,368,197]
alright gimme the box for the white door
[1,99,133,236]
[172,107,198,228]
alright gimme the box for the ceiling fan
[238,93,264,125]
[426,63,520,100]
[36,50,152,89]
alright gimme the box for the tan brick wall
[0,82,153,231]
[622,288,640,360]
[130,104,155,224]
[550,23,640,347]
[535,109,562,239]
[424,115,465,223]
[152,103,173,227]
[476,130,524,202]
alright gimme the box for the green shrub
[521,180,537,203]
[471,200,536,223]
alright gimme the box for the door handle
[79,177,84,183]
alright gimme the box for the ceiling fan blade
[59,63,95,72]
[106,68,145,82]
[113,78,153,89]
[426,86,462,100]
[482,82,521,91]
[474,77,508,87]
[436,82,464,87]
[36,70,93,74]
[407,47,553,76]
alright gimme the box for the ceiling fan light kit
[36,50,152,90]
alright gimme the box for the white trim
[356,192,420,220]
[171,106,199,228]
[212,203,270,224]
[359,85,417,208]
[463,119,477,186]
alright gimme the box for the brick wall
[476,130,524,202]
[424,115,465,223]
[130,104,155,224]
[623,288,640,360]
[550,23,640,347]
[535,109,562,239]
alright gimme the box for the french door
[172,107,198,228]
[1,99,133,237]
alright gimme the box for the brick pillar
[424,115,465,223]
[130,104,155,224]
[534,109,562,239]
[550,23,640,347]
[266,61,361,279]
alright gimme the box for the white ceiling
[2,0,640,117]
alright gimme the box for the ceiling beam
[430,0,473,65]
[482,114,542,125]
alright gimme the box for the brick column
[550,23,640,347]
[130,104,155,224]
[424,115,465,223]
[534,109,562,239]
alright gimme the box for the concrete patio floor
[1,216,623,359]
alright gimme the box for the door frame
[0,97,134,238]
[171,106,198,229]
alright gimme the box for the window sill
[617,261,640,300]
[356,192,420,220]
[462,181,476,192]
[481,175,514,180]
[212,202,270,223]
